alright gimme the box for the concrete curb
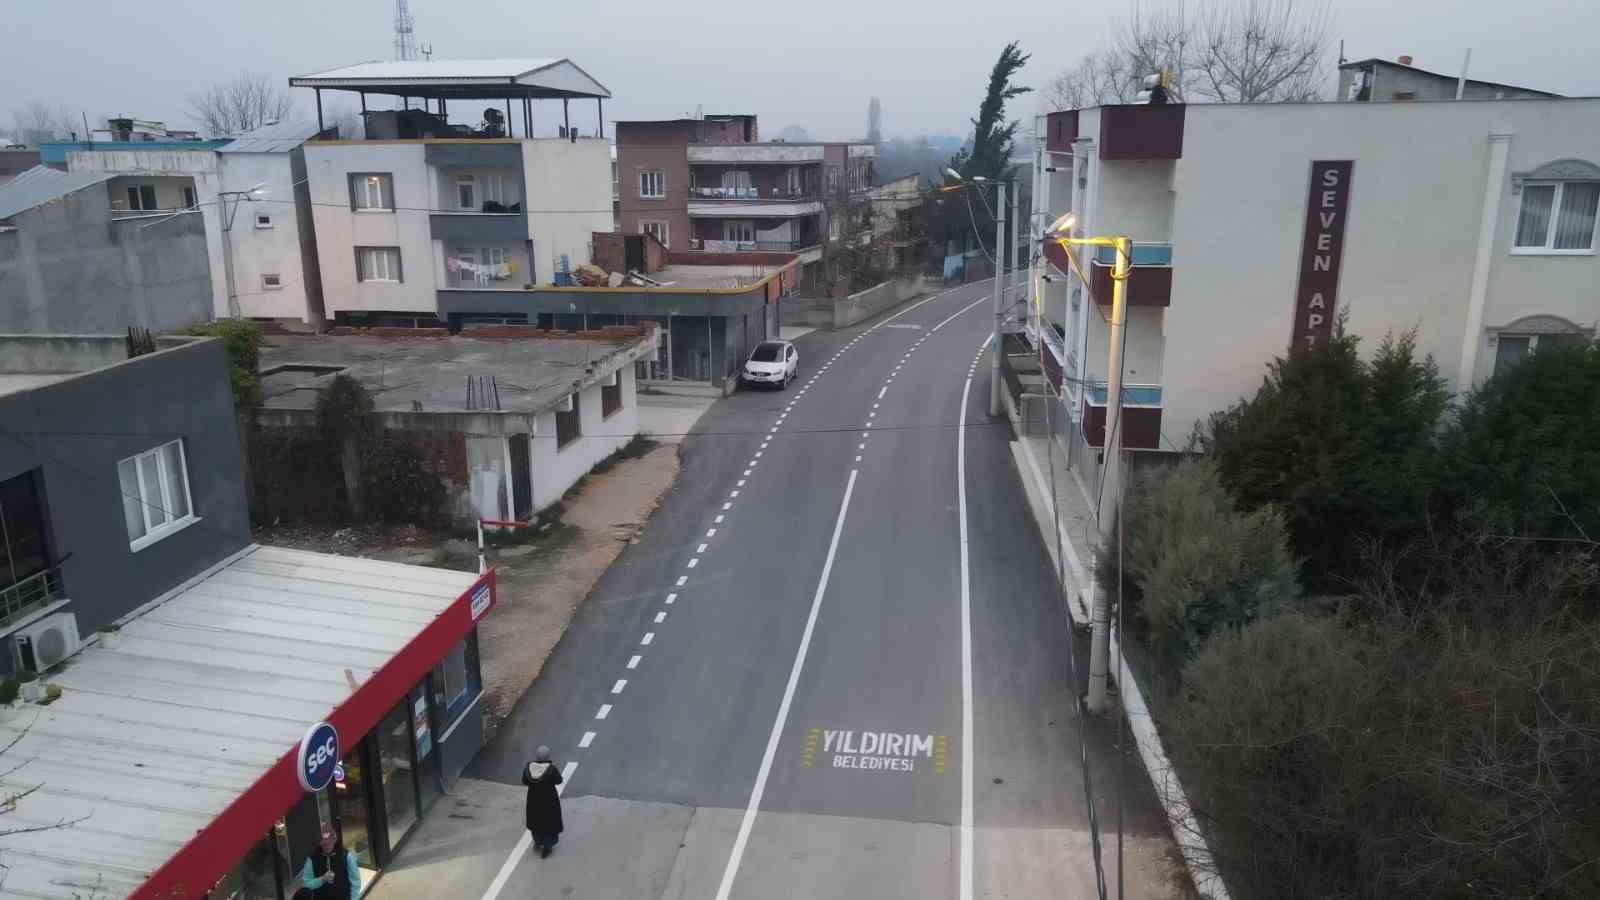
[1009,436,1232,900]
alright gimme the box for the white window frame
[357,247,402,283]
[456,174,477,211]
[254,212,273,229]
[1512,181,1599,255]
[482,173,509,206]
[641,221,669,247]
[118,440,197,551]
[352,173,394,211]
[639,170,665,199]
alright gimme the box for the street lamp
[1043,214,1132,716]
[945,170,1007,414]
[218,184,270,318]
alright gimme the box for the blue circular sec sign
[298,722,340,792]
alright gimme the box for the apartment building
[56,120,327,324]
[614,115,875,276]
[290,59,613,328]
[1029,97,1600,480]
[1338,55,1559,103]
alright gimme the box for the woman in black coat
[522,745,564,857]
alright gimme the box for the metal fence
[0,568,62,630]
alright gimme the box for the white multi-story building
[290,59,613,327]
[1029,96,1600,477]
[64,120,327,324]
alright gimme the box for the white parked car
[742,340,798,389]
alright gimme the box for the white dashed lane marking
[580,731,596,748]
[596,704,611,719]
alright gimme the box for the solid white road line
[713,469,860,900]
[931,294,991,334]
[596,704,611,719]
[875,280,986,328]
[579,731,596,748]
[956,332,993,900]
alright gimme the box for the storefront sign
[1290,160,1354,351]
[297,722,340,792]
[413,693,433,759]
[469,582,492,620]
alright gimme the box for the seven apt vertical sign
[1291,160,1354,350]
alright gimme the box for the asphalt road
[469,279,1174,898]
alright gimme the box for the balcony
[687,238,814,253]
[688,144,826,164]
[1089,242,1173,307]
[1045,110,1079,153]
[0,567,63,631]
[441,246,531,290]
[1081,383,1164,450]
[1098,104,1186,160]
[687,198,824,218]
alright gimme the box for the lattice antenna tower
[393,0,419,61]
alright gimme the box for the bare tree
[1044,0,1331,109]
[1044,49,1138,109]
[188,72,295,137]
[1191,0,1331,102]
[10,101,77,144]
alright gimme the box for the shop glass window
[433,633,482,722]
[377,700,421,851]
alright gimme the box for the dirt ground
[254,443,682,739]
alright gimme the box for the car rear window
[751,343,782,362]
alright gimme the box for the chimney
[1397,55,1413,66]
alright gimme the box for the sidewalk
[1006,430,1232,900]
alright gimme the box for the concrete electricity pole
[989,181,1006,416]
[1085,236,1131,715]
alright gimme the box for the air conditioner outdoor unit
[14,612,80,672]
[557,393,575,413]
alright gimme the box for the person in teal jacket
[299,826,360,900]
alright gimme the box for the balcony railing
[1089,241,1174,307]
[0,567,63,630]
[110,207,196,220]
[443,256,526,290]
[687,238,813,253]
[1081,382,1164,450]
[689,186,820,201]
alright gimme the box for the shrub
[1438,340,1600,543]
[185,319,262,418]
[248,428,343,524]
[1164,608,1600,899]
[363,437,448,525]
[1200,320,1448,588]
[1107,460,1299,674]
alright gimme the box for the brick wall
[617,122,691,250]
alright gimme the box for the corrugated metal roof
[0,545,481,899]
[290,58,610,99]
[217,120,321,153]
[0,166,110,221]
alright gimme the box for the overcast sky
[10,0,1600,141]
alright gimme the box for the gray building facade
[0,335,248,661]
[0,168,213,333]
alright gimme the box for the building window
[639,170,664,199]
[126,184,157,211]
[641,221,668,247]
[724,220,756,244]
[117,439,194,551]
[601,372,622,418]
[356,247,402,282]
[484,173,510,206]
[1493,331,1591,377]
[1514,182,1599,252]
[182,186,197,209]
[261,273,282,290]
[555,394,581,449]
[432,633,482,723]
[254,212,272,229]
[350,173,395,210]
[456,175,476,211]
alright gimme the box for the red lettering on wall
[1291,161,1353,351]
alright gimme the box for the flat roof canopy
[289,58,611,100]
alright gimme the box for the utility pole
[219,192,240,319]
[1086,236,1131,715]
[988,180,1006,416]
